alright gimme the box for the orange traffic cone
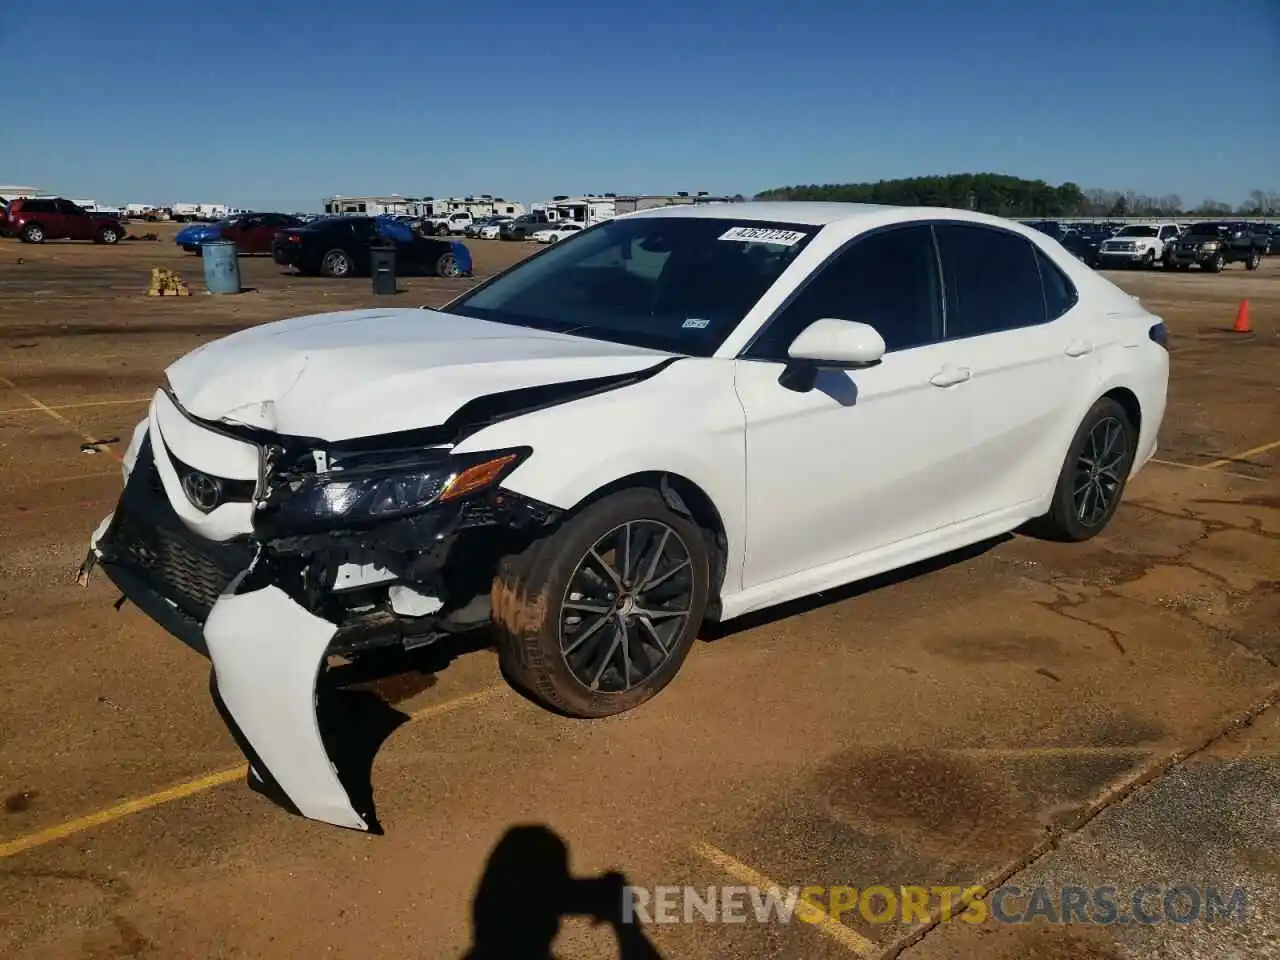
[1233,300,1251,333]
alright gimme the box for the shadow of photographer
[462,824,663,960]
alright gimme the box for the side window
[57,199,85,215]
[1035,248,1078,321]
[935,224,1045,338]
[748,224,941,359]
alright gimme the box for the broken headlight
[262,448,529,531]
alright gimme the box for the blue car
[175,221,223,253]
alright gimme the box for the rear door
[931,222,1099,522]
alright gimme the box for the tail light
[1148,322,1169,349]
[287,234,301,243]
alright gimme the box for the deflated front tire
[204,584,371,831]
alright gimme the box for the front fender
[454,359,747,598]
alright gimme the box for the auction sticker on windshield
[719,226,808,245]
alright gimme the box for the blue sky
[1,0,1276,211]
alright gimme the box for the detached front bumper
[84,412,559,832]
[84,437,370,828]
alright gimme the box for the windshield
[1117,226,1158,237]
[1187,223,1227,236]
[444,217,816,356]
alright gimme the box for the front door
[733,223,972,590]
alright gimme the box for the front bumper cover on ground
[205,584,372,831]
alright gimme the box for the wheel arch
[1100,385,1141,439]
[565,470,729,620]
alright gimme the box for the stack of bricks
[147,267,190,297]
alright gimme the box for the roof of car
[623,201,897,225]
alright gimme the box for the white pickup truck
[423,212,473,236]
[1096,223,1182,268]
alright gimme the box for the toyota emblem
[181,469,224,512]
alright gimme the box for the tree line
[754,174,1279,218]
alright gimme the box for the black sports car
[272,215,472,278]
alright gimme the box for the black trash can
[370,244,397,295]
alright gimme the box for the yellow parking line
[0,376,124,462]
[0,767,245,859]
[692,841,878,955]
[0,397,151,415]
[1204,438,1280,471]
[0,685,505,860]
[1148,458,1265,482]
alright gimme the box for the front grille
[101,441,253,623]
[110,509,236,618]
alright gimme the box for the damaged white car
[80,202,1169,832]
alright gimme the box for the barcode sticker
[719,226,808,246]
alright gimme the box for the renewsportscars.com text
[622,883,1248,926]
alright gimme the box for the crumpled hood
[164,308,674,440]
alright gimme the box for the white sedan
[81,202,1168,831]
[478,219,509,239]
[531,222,585,243]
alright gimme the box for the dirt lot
[1,225,1277,959]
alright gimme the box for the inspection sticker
[719,226,808,246]
[682,317,710,329]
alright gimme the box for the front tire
[1205,253,1225,273]
[1030,397,1135,542]
[96,226,120,244]
[1245,252,1261,271]
[492,487,710,718]
[435,251,461,278]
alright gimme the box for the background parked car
[2,197,126,244]
[273,215,472,278]
[176,212,303,255]
[1165,222,1266,272]
[499,213,555,240]
[1096,223,1181,268]
[478,218,511,239]
[1060,225,1111,267]
[532,222,585,244]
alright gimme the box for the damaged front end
[81,389,561,830]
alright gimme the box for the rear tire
[492,487,710,718]
[1028,397,1135,543]
[320,248,353,277]
[20,223,45,243]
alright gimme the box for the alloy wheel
[437,253,460,278]
[323,251,350,276]
[1073,416,1128,527]
[559,520,694,694]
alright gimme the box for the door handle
[929,366,972,387]
[1065,340,1094,357]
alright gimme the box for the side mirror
[787,318,885,367]
[780,318,885,393]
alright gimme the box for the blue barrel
[201,239,241,294]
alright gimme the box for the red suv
[3,197,126,244]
